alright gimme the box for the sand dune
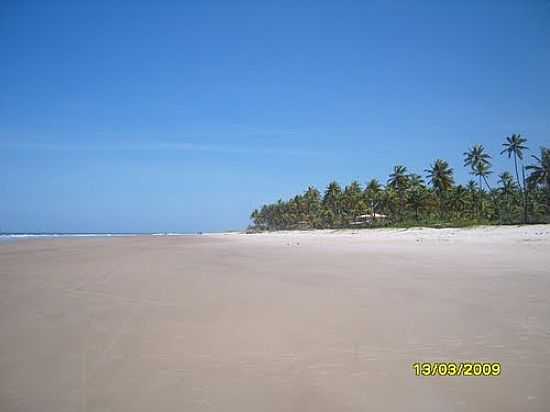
[1,225,549,411]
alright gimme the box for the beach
[1,225,549,411]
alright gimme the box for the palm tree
[466,180,477,218]
[387,165,409,220]
[322,181,343,227]
[475,161,497,218]
[323,181,342,203]
[303,186,322,228]
[408,173,425,188]
[366,179,382,193]
[474,162,493,191]
[498,172,518,221]
[407,175,428,221]
[425,159,455,218]
[464,144,492,191]
[501,134,528,190]
[343,181,364,223]
[501,134,529,223]
[498,172,517,195]
[250,209,260,228]
[365,179,382,222]
[381,187,400,221]
[449,185,468,218]
[526,147,550,190]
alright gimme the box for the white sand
[1,225,549,411]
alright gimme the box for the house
[351,213,387,225]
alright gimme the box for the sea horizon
[0,232,204,238]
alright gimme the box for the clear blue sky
[1,0,549,233]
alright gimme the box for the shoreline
[2,223,549,239]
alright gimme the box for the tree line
[249,135,550,231]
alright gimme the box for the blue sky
[1,0,549,233]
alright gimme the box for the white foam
[0,233,139,239]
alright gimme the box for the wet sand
[1,225,549,411]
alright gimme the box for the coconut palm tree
[366,179,382,193]
[250,209,261,228]
[526,147,550,190]
[381,187,400,221]
[498,172,518,221]
[498,172,517,195]
[365,179,382,222]
[343,181,364,223]
[466,180,477,218]
[407,175,428,221]
[501,134,529,223]
[425,159,455,218]
[475,162,493,192]
[387,165,409,220]
[323,181,342,205]
[303,186,322,228]
[501,134,528,190]
[449,185,468,218]
[387,165,409,191]
[474,162,496,218]
[322,181,343,227]
[464,144,492,191]
[408,173,425,188]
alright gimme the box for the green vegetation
[249,137,550,231]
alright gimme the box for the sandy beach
[1,225,549,411]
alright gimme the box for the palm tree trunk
[521,166,527,224]
[505,191,510,221]
[514,153,528,224]
[399,191,404,221]
[482,176,492,192]
[478,175,483,216]
[482,176,499,221]
[513,153,522,191]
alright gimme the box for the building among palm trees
[351,213,387,226]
